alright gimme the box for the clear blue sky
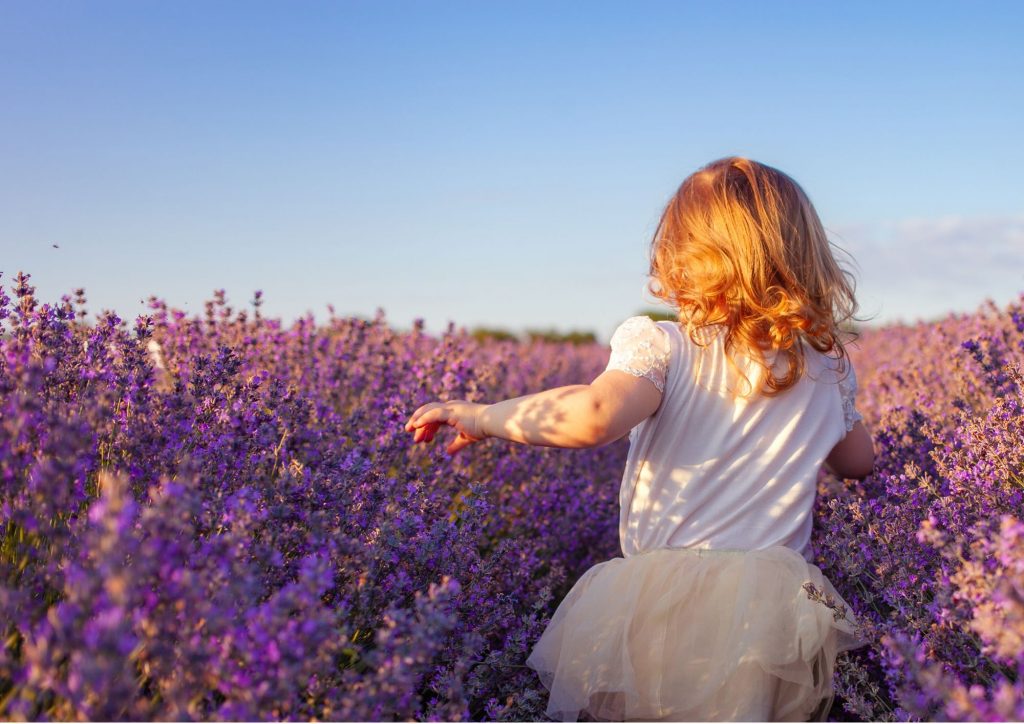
[3,1,1022,341]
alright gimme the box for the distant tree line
[470,327,598,345]
[470,309,682,346]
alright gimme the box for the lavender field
[1,270,1022,721]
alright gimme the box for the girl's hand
[405,400,489,455]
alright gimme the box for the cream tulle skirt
[525,546,867,722]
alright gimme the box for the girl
[405,157,873,722]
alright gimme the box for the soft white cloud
[828,215,1024,324]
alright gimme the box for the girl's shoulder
[606,316,673,393]
[800,342,858,383]
[609,315,717,348]
[823,353,862,431]
[609,315,673,351]
[799,345,863,432]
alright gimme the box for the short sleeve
[838,362,863,433]
[605,316,670,393]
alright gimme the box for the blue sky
[2,1,1022,341]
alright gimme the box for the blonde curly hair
[648,157,858,396]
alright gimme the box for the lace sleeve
[838,362,863,433]
[605,316,670,393]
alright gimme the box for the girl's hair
[648,156,857,396]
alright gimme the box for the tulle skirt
[525,545,867,722]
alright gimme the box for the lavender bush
[819,299,1024,721]
[1,270,1022,721]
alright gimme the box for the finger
[414,421,440,443]
[408,405,448,431]
[412,420,435,442]
[447,431,475,455]
[406,402,441,430]
[406,408,426,431]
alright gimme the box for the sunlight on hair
[648,157,859,396]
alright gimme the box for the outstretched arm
[404,369,663,454]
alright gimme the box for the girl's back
[407,156,875,721]
[525,157,874,720]
[610,315,860,561]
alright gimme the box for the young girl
[405,157,873,722]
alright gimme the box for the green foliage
[524,329,597,345]
[471,327,598,345]
[635,308,678,323]
[470,327,519,343]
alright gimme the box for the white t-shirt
[605,316,862,563]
